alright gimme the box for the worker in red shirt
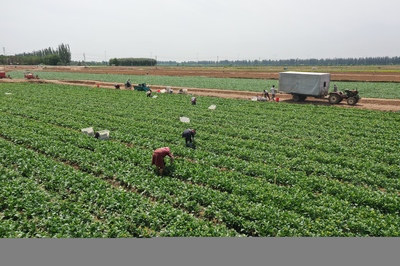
[151,147,174,176]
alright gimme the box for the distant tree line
[0,44,71,66]
[2,52,400,67]
[158,56,400,67]
[108,58,157,66]
[71,61,108,66]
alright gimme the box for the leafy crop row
[0,83,399,237]
[7,70,400,98]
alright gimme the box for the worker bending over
[182,129,196,146]
[262,89,270,100]
[151,147,174,176]
[125,79,132,89]
[191,96,197,105]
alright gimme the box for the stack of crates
[95,130,110,140]
[81,127,95,137]
[81,127,110,140]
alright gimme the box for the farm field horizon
[4,69,400,100]
[1,82,399,237]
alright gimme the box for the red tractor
[0,71,11,79]
[24,72,39,79]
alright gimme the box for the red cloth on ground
[151,147,171,168]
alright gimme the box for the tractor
[24,72,39,79]
[134,83,151,92]
[0,71,11,79]
[328,89,361,105]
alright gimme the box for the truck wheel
[347,97,357,105]
[328,94,341,104]
[299,95,307,101]
[292,94,300,102]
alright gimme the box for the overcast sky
[1,0,399,62]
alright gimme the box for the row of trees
[0,44,71,66]
[108,58,157,66]
[158,56,400,67]
[2,49,399,67]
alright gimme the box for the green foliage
[43,54,61,65]
[109,58,157,66]
[6,70,400,99]
[7,43,71,66]
[1,82,400,237]
[57,43,71,65]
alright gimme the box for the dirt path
[185,87,400,112]
[5,65,400,82]
[2,78,400,112]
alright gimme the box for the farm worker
[146,89,152,97]
[151,147,174,176]
[114,84,120,89]
[182,129,196,146]
[125,79,131,88]
[333,84,338,92]
[262,89,271,100]
[270,85,276,101]
[191,96,197,105]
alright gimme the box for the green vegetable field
[7,70,400,98]
[1,82,399,237]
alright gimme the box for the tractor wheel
[328,94,341,104]
[292,94,300,102]
[347,97,357,105]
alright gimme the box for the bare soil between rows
[20,65,400,82]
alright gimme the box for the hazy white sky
[1,0,399,62]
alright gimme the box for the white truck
[278,71,331,102]
[278,71,360,105]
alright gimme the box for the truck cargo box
[279,71,331,99]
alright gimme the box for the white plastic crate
[95,130,110,140]
[180,117,190,123]
[81,127,94,137]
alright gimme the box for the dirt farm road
[2,77,400,112]
[1,66,400,112]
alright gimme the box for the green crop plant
[6,70,400,98]
[0,82,400,237]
